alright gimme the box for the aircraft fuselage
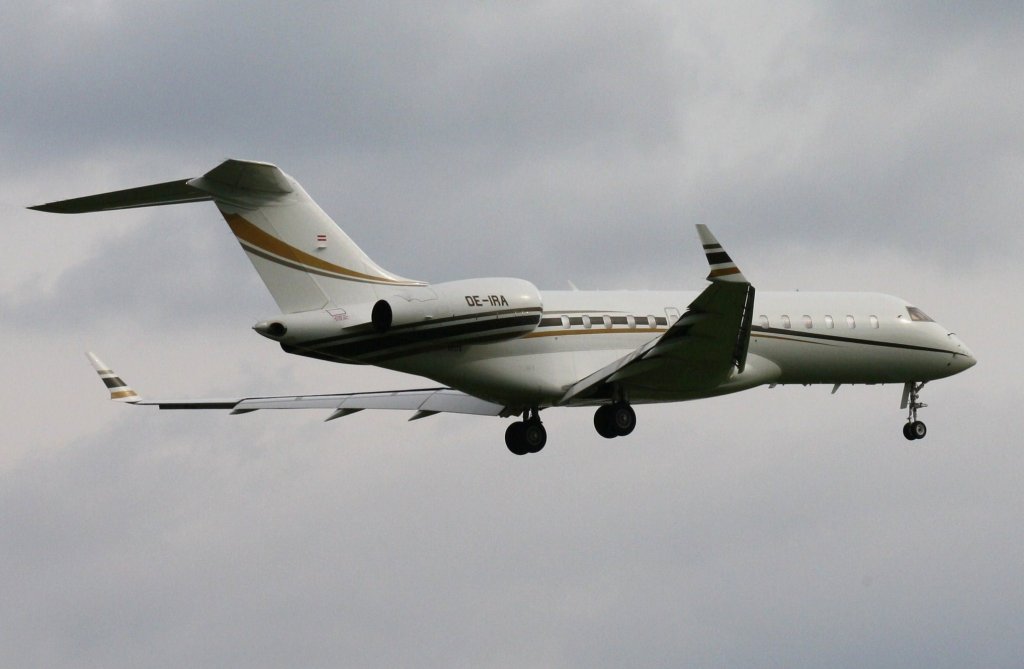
[367,289,974,409]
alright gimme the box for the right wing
[87,352,509,421]
[558,225,755,405]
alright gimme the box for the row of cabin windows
[758,314,880,330]
[550,315,667,330]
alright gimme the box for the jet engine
[254,278,543,360]
[370,277,543,343]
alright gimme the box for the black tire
[594,406,618,439]
[611,403,636,436]
[903,422,917,441]
[523,421,547,453]
[505,422,529,455]
[910,420,927,440]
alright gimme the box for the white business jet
[32,159,976,454]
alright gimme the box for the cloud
[2,2,1021,667]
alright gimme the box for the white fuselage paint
[380,289,975,408]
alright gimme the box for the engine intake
[371,300,393,332]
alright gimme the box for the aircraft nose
[947,333,976,372]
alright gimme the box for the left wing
[86,352,508,421]
[559,225,755,404]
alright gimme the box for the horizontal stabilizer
[30,179,210,214]
[191,159,293,196]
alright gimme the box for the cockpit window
[906,306,934,322]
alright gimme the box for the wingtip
[695,225,749,283]
[85,351,107,371]
[86,351,140,403]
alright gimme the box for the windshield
[906,306,934,322]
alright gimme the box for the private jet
[31,159,976,454]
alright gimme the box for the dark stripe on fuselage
[303,307,543,349]
[353,306,675,351]
[299,313,543,362]
[751,325,956,355]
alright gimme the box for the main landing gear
[594,402,636,439]
[902,381,928,441]
[505,408,546,455]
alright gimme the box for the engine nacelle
[370,289,452,332]
[256,278,542,361]
[372,277,543,344]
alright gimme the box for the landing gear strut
[594,402,636,439]
[901,381,928,441]
[505,408,546,455]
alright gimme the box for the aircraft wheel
[902,422,916,441]
[910,420,927,440]
[523,420,547,453]
[594,406,618,439]
[610,402,636,436]
[505,422,529,455]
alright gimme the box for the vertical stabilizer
[188,160,425,313]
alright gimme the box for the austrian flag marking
[316,233,327,249]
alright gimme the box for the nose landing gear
[901,382,928,441]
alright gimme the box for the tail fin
[32,159,425,313]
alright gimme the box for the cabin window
[602,315,612,329]
[560,315,570,329]
[906,306,934,322]
[781,315,791,329]
[803,315,813,329]
[582,314,592,329]
[824,315,834,329]
[758,315,769,328]
[869,315,879,329]
[846,315,856,329]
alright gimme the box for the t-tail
[31,159,426,313]
[32,160,544,363]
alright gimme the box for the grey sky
[2,2,1022,667]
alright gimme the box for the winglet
[696,225,748,283]
[86,352,140,403]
